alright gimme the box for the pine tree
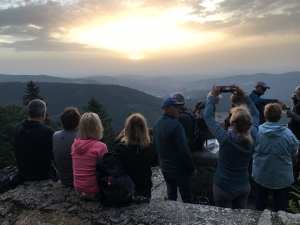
[22,81,52,126]
[22,81,44,106]
[83,98,115,151]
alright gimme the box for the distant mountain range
[1,72,299,101]
[1,71,298,126]
[0,82,162,132]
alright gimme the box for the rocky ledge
[1,180,300,225]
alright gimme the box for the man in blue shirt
[249,82,283,124]
[153,97,197,203]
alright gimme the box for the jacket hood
[72,138,98,154]
[15,120,44,136]
[259,122,285,137]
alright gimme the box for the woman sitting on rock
[72,112,108,200]
[113,113,158,198]
[204,84,259,209]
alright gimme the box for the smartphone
[221,85,234,93]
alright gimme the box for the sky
[0,0,300,78]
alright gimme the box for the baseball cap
[255,81,270,89]
[161,97,184,109]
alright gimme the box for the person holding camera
[204,84,259,209]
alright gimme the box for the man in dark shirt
[154,97,197,203]
[249,82,283,124]
[13,99,58,181]
[171,92,195,151]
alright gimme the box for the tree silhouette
[22,81,52,126]
[22,81,44,106]
[83,98,115,151]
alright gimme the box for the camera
[220,85,234,93]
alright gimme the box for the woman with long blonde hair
[113,113,158,198]
[72,112,108,200]
[204,84,259,209]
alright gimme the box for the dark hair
[264,103,281,122]
[230,94,243,106]
[27,99,46,118]
[148,128,153,137]
[60,107,81,130]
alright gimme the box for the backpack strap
[180,108,196,122]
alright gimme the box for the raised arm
[243,95,259,137]
[204,85,228,144]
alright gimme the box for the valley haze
[0,72,298,130]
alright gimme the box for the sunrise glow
[69,7,201,53]
[130,55,142,60]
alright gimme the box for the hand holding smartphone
[220,85,234,93]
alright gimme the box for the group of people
[12,81,300,212]
[13,100,158,201]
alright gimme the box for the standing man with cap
[153,97,197,203]
[249,82,284,125]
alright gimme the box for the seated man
[53,107,81,186]
[13,99,58,181]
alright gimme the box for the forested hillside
[0,82,163,132]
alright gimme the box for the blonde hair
[230,105,253,147]
[78,112,104,140]
[123,113,150,149]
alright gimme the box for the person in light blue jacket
[204,84,259,209]
[252,103,299,212]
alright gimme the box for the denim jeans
[162,170,193,203]
[255,182,289,212]
[213,183,251,209]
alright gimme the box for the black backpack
[193,108,208,151]
[96,153,136,206]
[0,166,23,194]
[181,102,208,151]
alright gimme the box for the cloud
[181,0,300,37]
[0,0,300,52]
[0,38,105,51]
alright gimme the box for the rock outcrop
[1,180,300,225]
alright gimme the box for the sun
[130,55,142,60]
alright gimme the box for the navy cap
[161,97,184,109]
[255,81,270,89]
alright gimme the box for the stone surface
[0,180,298,225]
[257,209,272,225]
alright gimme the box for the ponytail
[238,132,253,147]
[231,105,253,147]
